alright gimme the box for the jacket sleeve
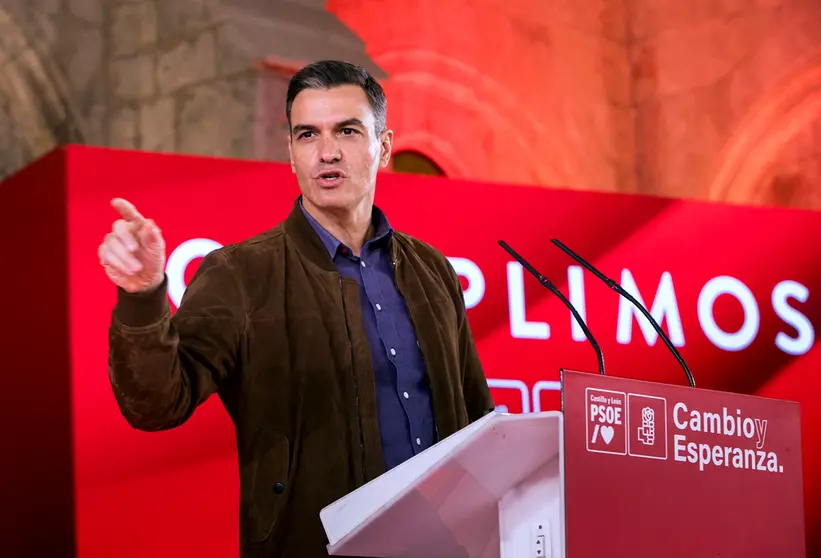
[446,262,496,422]
[107,249,246,431]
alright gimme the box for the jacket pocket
[239,433,290,544]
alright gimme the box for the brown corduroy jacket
[107,198,495,557]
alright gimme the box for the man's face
[288,85,392,214]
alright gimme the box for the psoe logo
[627,394,668,460]
[585,388,627,455]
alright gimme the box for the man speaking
[98,60,495,557]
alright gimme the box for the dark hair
[286,60,387,133]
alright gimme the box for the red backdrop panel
[1,146,818,556]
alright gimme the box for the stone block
[225,0,385,78]
[67,28,103,93]
[68,0,103,25]
[215,20,255,77]
[111,54,155,101]
[0,8,30,66]
[108,106,138,148]
[252,71,291,161]
[32,0,63,16]
[177,73,255,157]
[630,16,759,104]
[5,48,62,153]
[25,10,59,49]
[157,31,216,95]
[156,0,216,43]
[508,0,628,43]
[140,96,176,152]
[629,0,750,42]
[111,2,157,56]
[84,103,107,145]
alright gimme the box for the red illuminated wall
[327,0,821,209]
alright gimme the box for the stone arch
[0,6,87,177]
[375,49,578,187]
[707,50,821,206]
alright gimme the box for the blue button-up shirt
[300,199,437,471]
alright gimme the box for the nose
[319,136,341,164]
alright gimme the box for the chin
[307,186,356,210]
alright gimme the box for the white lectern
[320,369,807,558]
[320,411,565,558]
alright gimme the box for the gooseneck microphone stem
[498,240,606,377]
[550,239,696,388]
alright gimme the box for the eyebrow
[335,118,366,129]
[291,118,367,135]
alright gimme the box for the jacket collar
[284,196,398,272]
[298,197,394,259]
[283,197,339,272]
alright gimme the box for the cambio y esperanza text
[673,403,782,473]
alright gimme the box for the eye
[340,128,359,136]
[297,131,314,140]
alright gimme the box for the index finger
[111,198,145,223]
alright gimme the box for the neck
[302,197,373,256]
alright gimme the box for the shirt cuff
[113,275,170,328]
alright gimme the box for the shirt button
[360,261,366,268]
[390,348,396,356]
[375,303,382,311]
[403,391,409,399]
[416,438,421,446]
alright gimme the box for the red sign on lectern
[561,369,806,557]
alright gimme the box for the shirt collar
[299,196,393,258]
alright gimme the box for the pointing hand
[98,198,166,293]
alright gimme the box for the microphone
[550,238,696,388]
[498,240,605,376]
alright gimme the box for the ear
[378,129,394,169]
[287,133,296,173]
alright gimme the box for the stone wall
[1,0,820,209]
[0,0,381,178]
[628,0,821,206]
[330,0,821,208]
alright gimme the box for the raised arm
[99,199,245,431]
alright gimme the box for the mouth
[316,170,345,187]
